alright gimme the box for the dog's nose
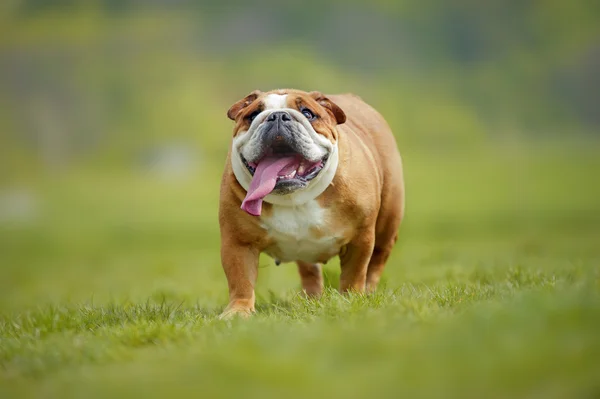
[267,111,292,122]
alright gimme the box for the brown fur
[219,89,404,318]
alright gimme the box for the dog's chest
[261,201,343,263]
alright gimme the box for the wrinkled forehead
[232,91,335,139]
[237,93,296,119]
[236,93,311,121]
[262,93,290,110]
[259,92,317,111]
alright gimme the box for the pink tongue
[241,156,300,216]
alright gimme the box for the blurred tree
[1,0,599,172]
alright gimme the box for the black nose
[267,111,292,122]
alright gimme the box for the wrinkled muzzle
[235,109,332,216]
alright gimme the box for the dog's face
[227,90,346,212]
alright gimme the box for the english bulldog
[219,89,404,318]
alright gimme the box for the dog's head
[227,89,346,215]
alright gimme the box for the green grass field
[1,143,599,398]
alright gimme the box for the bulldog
[219,89,404,318]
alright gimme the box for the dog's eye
[301,108,316,120]
[247,111,260,122]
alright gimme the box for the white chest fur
[261,200,341,263]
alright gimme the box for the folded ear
[227,90,262,120]
[309,91,346,125]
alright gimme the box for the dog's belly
[265,235,341,264]
[261,200,344,264]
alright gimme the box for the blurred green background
[1,1,600,398]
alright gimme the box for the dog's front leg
[219,238,259,319]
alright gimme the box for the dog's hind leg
[366,183,403,292]
[366,233,397,292]
[297,261,323,297]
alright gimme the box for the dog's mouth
[241,147,326,183]
[239,143,328,216]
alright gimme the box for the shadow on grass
[254,291,296,315]
[322,267,340,290]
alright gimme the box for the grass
[1,144,599,398]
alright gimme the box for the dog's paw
[218,305,255,320]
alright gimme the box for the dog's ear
[309,91,346,125]
[227,90,262,120]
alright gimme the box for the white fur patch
[263,94,288,110]
[262,200,341,263]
